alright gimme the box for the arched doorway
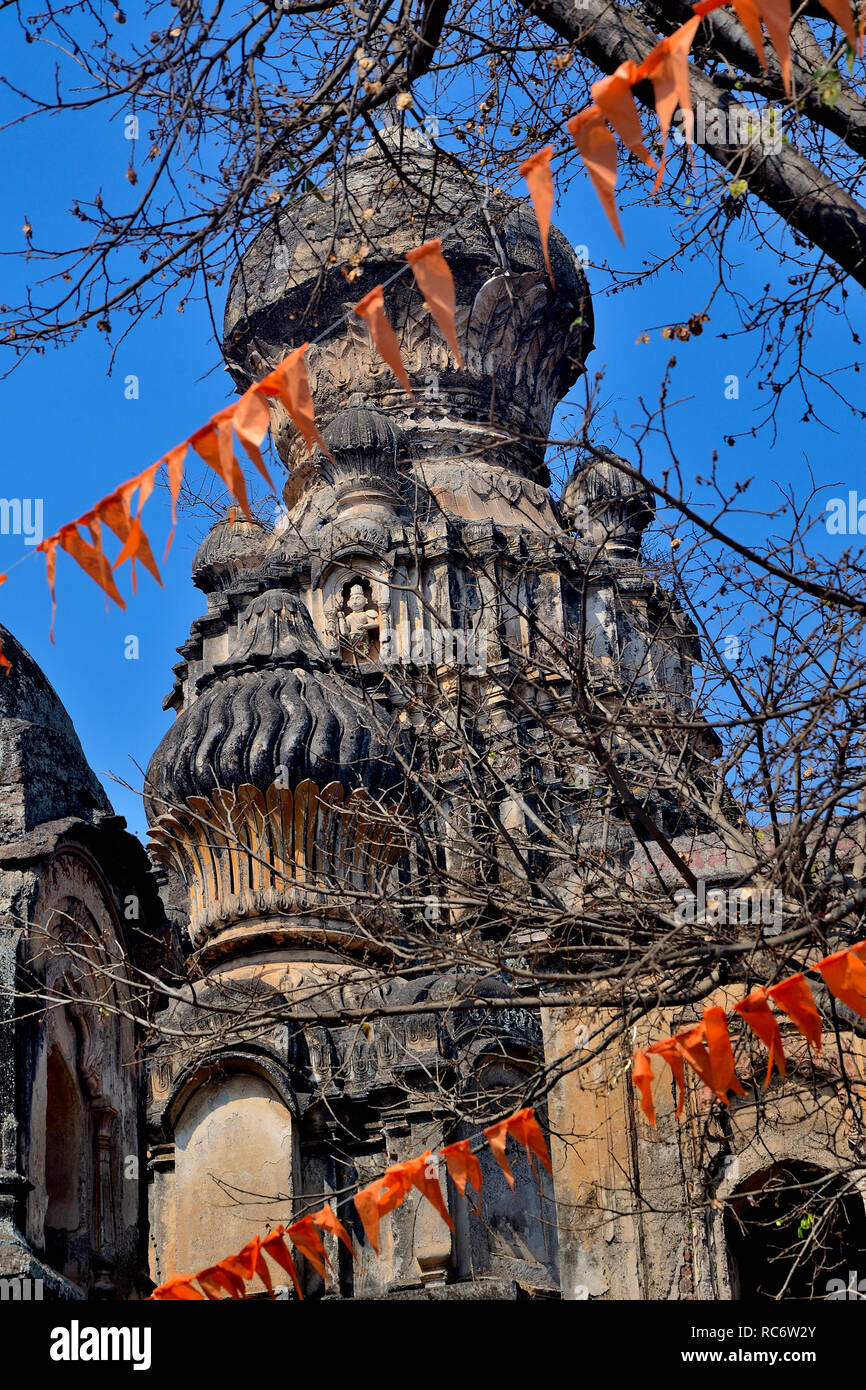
[725,1161,866,1300]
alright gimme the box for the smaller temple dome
[0,624,112,839]
[192,507,269,593]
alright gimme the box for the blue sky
[0,9,860,840]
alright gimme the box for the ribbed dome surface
[145,591,402,818]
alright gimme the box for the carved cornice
[148,778,406,949]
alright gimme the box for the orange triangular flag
[754,0,792,94]
[406,239,464,367]
[591,63,655,167]
[258,343,328,459]
[99,473,162,592]
[38,538,58,642]
[734,987,786,1087]
[191,415,251,519]
[483,1114,517,1188]
[768,972,822,1050]
[195,1264,245,1300]
[353,1167,412,1255]
[312,1203,355,1258]
[219,1235,273,1295]
[647,1037,686,1116]
[150,1274,206,1300]
[440,1139,483,1213]
[703,1005,748,1102]
[354,284,415,398]
[639,15,701,188]
[286,1214,331,1279]
[694,0,767,68]
[567,108,625,245]
[232,384,275,490]
[815,948,866,1019]
[162,441,188,561]
[518,146,556,288]
[505,1107,552,1177]
[402,1153,454,1232]
[483,1107,551,1187]
[817,0,859,49]
[672,1020,717,1094]
[260,1228,304,1299]
[633,1050,656,1126]
[56,524,127,611]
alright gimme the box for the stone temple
[1,135,865,1301]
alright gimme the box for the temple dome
[0,624,111,839]
[192,507,269,594]
[222,130,594,482]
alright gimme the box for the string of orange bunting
[0,0,860,678]
[632,940,866,1127]
[147,1105,550,1299]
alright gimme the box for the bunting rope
[632,940,866,1126]
[148,1105,551,1300]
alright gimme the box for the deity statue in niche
[338,578,380,660]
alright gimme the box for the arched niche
[449,1055,559,1292]
[43,1045,85,1278]
[172,1069,296,1277]
[724,1160,866,1300]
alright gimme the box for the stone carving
[339,579,380,659]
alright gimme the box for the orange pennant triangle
[57,524,127,611]
[702,1005,748,1102]
[754,0,792,94]
[312,1203,355,1258]
[591,63,656,168]
[218,1235,273,1295]
[672,1020,717,1094]
[195,1264,245,1300]
[734,987,786,1087]
[646,1037,687,1116]
[231,386,275,490]
[406,239,464,367]
[440,1139,483,1212]
[150,1274,206,1300]
[518,146,556,287]
[768,972,822,1050]
[353,1168,412,1255]
[162,441,188,562]
[639,15,701,188]
[191,415,251,519]
[286,1213,331,1279]
[815,948,866,1019]
[402,1152,454,1232]
[633,1049,656,1126]
[567,108,625,245]
[260,1228,304,1299]
[817,0,859,49]
[257,343,328,459]
[354,284,415,397]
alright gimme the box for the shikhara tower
[2,133,862,1302]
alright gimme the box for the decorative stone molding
[149,779,406,945]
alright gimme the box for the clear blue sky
[0,10,859,840]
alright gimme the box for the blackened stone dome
[192,507,269,594]
[144,590,402,818]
